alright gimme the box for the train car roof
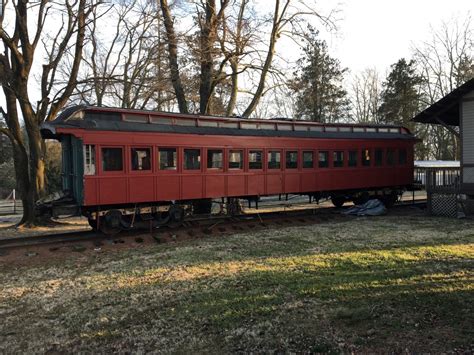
[41,105,416,140]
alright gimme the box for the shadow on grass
[1,216,473,352]
[11,244,469,353]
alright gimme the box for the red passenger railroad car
[40,106,416,233]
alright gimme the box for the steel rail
[0,200,426,252]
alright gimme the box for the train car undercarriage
[75,186,405,235]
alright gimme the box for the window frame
[130,146,153,173]
[206,148,224,172]
[285,150,298,170]
[399,148,408,165]
[361,148,371,167]
[318,150,329,168]
[348,150,358,168]
[386,148,396,166]
[228,149,244,171]
[248,149,264,171]
[333,150,345,168]
[374,148,383,167]
[157,147,178,173]
[267,149,282,170]
[183,147,202,172]
[83,144,96,176]
[302,150,314,169]
[100,146,125,174]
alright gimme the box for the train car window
[362,149,371,166]
[294,125,308,132]
[303,151,314,168]
[131,148,151,171]
[375,148,383,166]
[277,124,292,131]
[286,151,298,169]
[399,149,407,165]
[207,149,223,169]
[259,123,275,130]
[249,150,262,169]
[229,150,243,169]
[184,149,201,170]
[348,150,357,167]
[199,120,218,127]
[102,147,123,171]
[267,151,281,169]
[158,148,177,170]
[151,116,172,125]
[333,151,344,167]
[220,121,239,129]
[175,118,196,126]
[386,148,395,166]
[124,114,148,123]
[241,122,257,130]
[318,151,329,168]
[84,145,96,175]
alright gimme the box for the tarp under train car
[342,199,387,216]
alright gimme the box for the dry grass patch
[0,215,473,353]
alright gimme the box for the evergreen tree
[378,58,424,130]
[290,27,350,123]
[379,58,428,159]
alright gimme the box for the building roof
[413,78,474,126]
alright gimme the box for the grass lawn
[0,214,473,353]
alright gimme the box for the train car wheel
[353,192,369,206]
[226,198,242,215]
[154,211,170,226]
[331,196,345,208]
[192,199,212,214]
[382,192,398,208]
[100,210,123,235]
[88,218,98,231]
[168,205,185,227]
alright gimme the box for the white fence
[0,190,23,216]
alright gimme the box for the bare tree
[350,68,381,123]
[159,0,188,113]
[158,0,336,116]
[0,0,97,226]
[412,14,473,160]
[75,0,173,110]
[413,14,473,102]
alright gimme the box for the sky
[0,0,472,116]
[329,0,473,75]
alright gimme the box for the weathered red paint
[56,127,414,207]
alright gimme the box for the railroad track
[0,199,427,253]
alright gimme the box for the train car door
[60,135,84,204]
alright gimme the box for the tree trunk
[1,89,37,225]
[225,59,239,116]
[199,0,216,114]
[241,0,283,118]
[159,0,188,114]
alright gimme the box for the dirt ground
[0,215,90,240]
